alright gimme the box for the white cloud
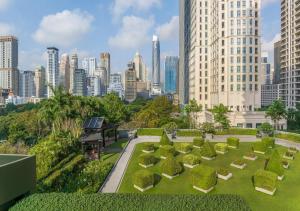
[108,16,154,50]
[261,0,279,8]
[112,0,161,20]
[155,16,179,41]
[33,9,94,47]
[0,0,10,11]
[0,22,14,35]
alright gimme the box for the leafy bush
[177,143,192,153]
[227,137,240,148]
[262,137,275,148]
[191,165,217,190]
[214,143,228,153]
[254,169,277,191]
[139,154,156,166]
[217,128,257,135]
[142,143,155,152]
[275,133,300,143]
[217,167,230,176]
[244,152,256,158]
[232,159,245,166]
[252,142,267,153]
[162,122,178,134]
[193,137,204,147]
[160,131,172,146]
[259,123,274,136]
[201,142,217,158]
[133,170,154,189]
[284,151,295,158]
[11,193,251,211]
[177,130,202,137]
[183,154,201,166]
[265,150,284,177]
[161,157,182,176]
[160,145,176,158]
[137,128,164,136]
[0,142,29,154]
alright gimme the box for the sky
[0,0,281,74]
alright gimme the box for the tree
[162,122,178,134]
[184,99,202,129]
[211,104,230,130]
[201,122,216,137]
[266,99,287,130]
[259,122,274,136]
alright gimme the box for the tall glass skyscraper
[165,56,179,94]
[46,47,59,98]
[152,35,161,89]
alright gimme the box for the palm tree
[266,99,287,130]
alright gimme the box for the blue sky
[0,0,281,73]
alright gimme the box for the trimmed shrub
[177,143,192,153]
[262,137,275,148]
[217,167,230,176]
[160,132,172,146]
[252,142,267,153]
[214,143,228,153]
[133,170,154,189]
[177,130,202,137]
[227,137,240,148]
[232,159,246,166]
[201,142,217,158]
[284,151,295,159]
[161,157,182,176]
[190,165,217,190]
[193,137,204,147]
[139,154,156,166]
[142,143,155,152]
[265,150,284,177]
[160,145,176,158]
[275,133,300,143]
[137,128,164,136]
[217,128,257,136]
[254,169,277,191]
[183,154,201,166]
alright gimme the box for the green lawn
[118,142,300,211]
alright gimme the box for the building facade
[274,40,281,84]
[34,66,46,98]
[261,84,280,107]
[125,62,137,102]
[133,52,147,82]
[46,47,59,98]
[73,69,87,96]
[82,57,97,77]
[19,71,35,97]
[152,35,161,93]
[100,53,111,85]
[95,66,107,96]
[59,54,70,90]
[261,56,272,85]
[165,56,179,94]
[110,73,122,84]
[70,54,78,94]
[87,76,101,97]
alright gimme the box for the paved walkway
[100,135,300,193]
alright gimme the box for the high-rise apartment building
[87,76,101,97]
[19,71,35,97]
[34,66,46,98]
[100,53,111,84]
[0,36,19,95]
[82,57,97,76]
[152,35,161,93]
[133,52,147,82]
[180,0,261,112]
[70,54,78,94]
[46,47,59,98]
[125,62,137,102]
[59,54,70,90]
[274,41,281,84]
[261,56,272,85]
[165,56,179,94]
[110,73,122,84]
[73,69,87,96]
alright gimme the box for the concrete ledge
[231,163,247,169]
[255,187,276,196]
[193,145,202,149]
[134,184,153,192]
[278,175,285,181]
[162,173,179,179]
[139,163,154,168]
[254,150,266,155]
[228,145,238,149]
[283,155,294,160]
[184,163,199,169]
[218,173,233,180]
[243,155,258,161]
[177,150,191,154]
[142,150,154,154]
[201,156,216,161]
[216,150,228,155]
[283,164,289,169]
[160,156,167,160]
[193,185,214,193]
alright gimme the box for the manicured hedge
[160,132,172,146]
[201,142,217,158]
[142,143,155,152]
[217,167,230,176]
[193,137,204,147]
[11,193,251,211]
[217,128,257,135]
[262,137,275,148]
[265,150,284,177]
[232,159,246,166]
[252,142,267,153]
[139,154,156,166]
[215,143,228,153]
[177,130,202,137]
[275,133,300,143]
[254,170,277,191]
[177,143,192,153]
[191,165,217,190]
[227,137,240,148]
[160,145,176,158]
[137,128,164,136]
[183,154,201,166]
[133,170,154,189]
[161,157,182,176]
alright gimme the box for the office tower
[82,57,97,76]
[165,56,179,94]
[87,76,101,97]
[180,0,261,112]
[108,73,124,99]
[46,47,59,98]
[100,53,111,84]
[125,62,137,102]
[152,35,161,92]
[110,73,122,84]
[73,69,87,96]
[59,54,70,90]
[95,66,107,96]
[19,71,35,97]
[261,56,272,85]
[274,41,281,84]
[261,84,280,107]
[0,36,19,95]
[34,66,46,98]
[70,54,78,93]
[133,52,147,82]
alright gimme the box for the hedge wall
[217,128,257,136]
[254,170,277,192]
[11,193,251,211]
[275,133,300,143]
[191,165,217,190]
[177,130,202,137]
[137,128,164,136]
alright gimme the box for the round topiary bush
[161,157,182,177]
[139,154,156,166]
[262,137,275,148]
[177,143,193,153]
[160,145,176,158]
[193,137,204,148]
[265,150,284,177]
[201,142,217,159]
[133,170,154,189]
[214,143,229,153]
[252,142,268,153]
[227,137,240,149]
[183,154,201,166]
[190,165,217,191]
[142,143,155,152]
[160,131,172,146]
[254,169,277,192]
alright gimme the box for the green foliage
[252,142,267,153]
[193,137,204,147]
[142,143,155,152]
[201,142,217,158]
[266,99,287,127]
[139,154,156,166]
[177,130,202,137]
[177,143,192,153]
[182,154,201,166]
[254,170,277,191]
[259,123,274,136]
[190,165,217,190]
[184,99,202,129]
[137,128,164,136]
[217,128,257,135]
[227,137,240,148]
[284,151,295,159]
[262,137,275,148]
[11,193,251,211]
[215,143,228,153]
[160,132,172,146]
[201,122,216,135]
[161,157,182,176]
[275,133,300,143]
[211,104,231,130]
[217,167,230,176]
[265,150,284,177]
[232,159,245,166]
[0,142,29,154]
[160,145,176,158]
[133,170,154,189]
[162,122,178,134]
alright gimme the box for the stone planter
[228,145,238,149]
[254,150,266,155]
[139,163,154,168]
[142,150,154,154]
[217,173,233,180]
[278,175,285,181]
[201,156,216,161]
[193,145,202,149]
[183,163,199,169]
[283,155,294,160]
[216,150,228,155]
[230,163,247,169]
[134,184,154,192]
[193,185,214,193]
[162,173,179,180]
[283,164,289,169]
[243,155,258,161]
[255,187,276,196]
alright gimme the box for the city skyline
[0,0,281,73]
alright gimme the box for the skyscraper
[100,53,111,84]
[73,69,87,96]
[95,66,107,96]
[152,35,161,93]
[87,76,101,97]
[46,47,59,98]
[261,56,272,85]
[59,54,70,90]
[133,52,147,82]
[273,41,281,85]
[0,36,19,95]
[125,62,137,102]
[19,71,35,97]
[165,56,179,94]
[82,57,97,76]
[34,66,46,98]
[70,53,78,94]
